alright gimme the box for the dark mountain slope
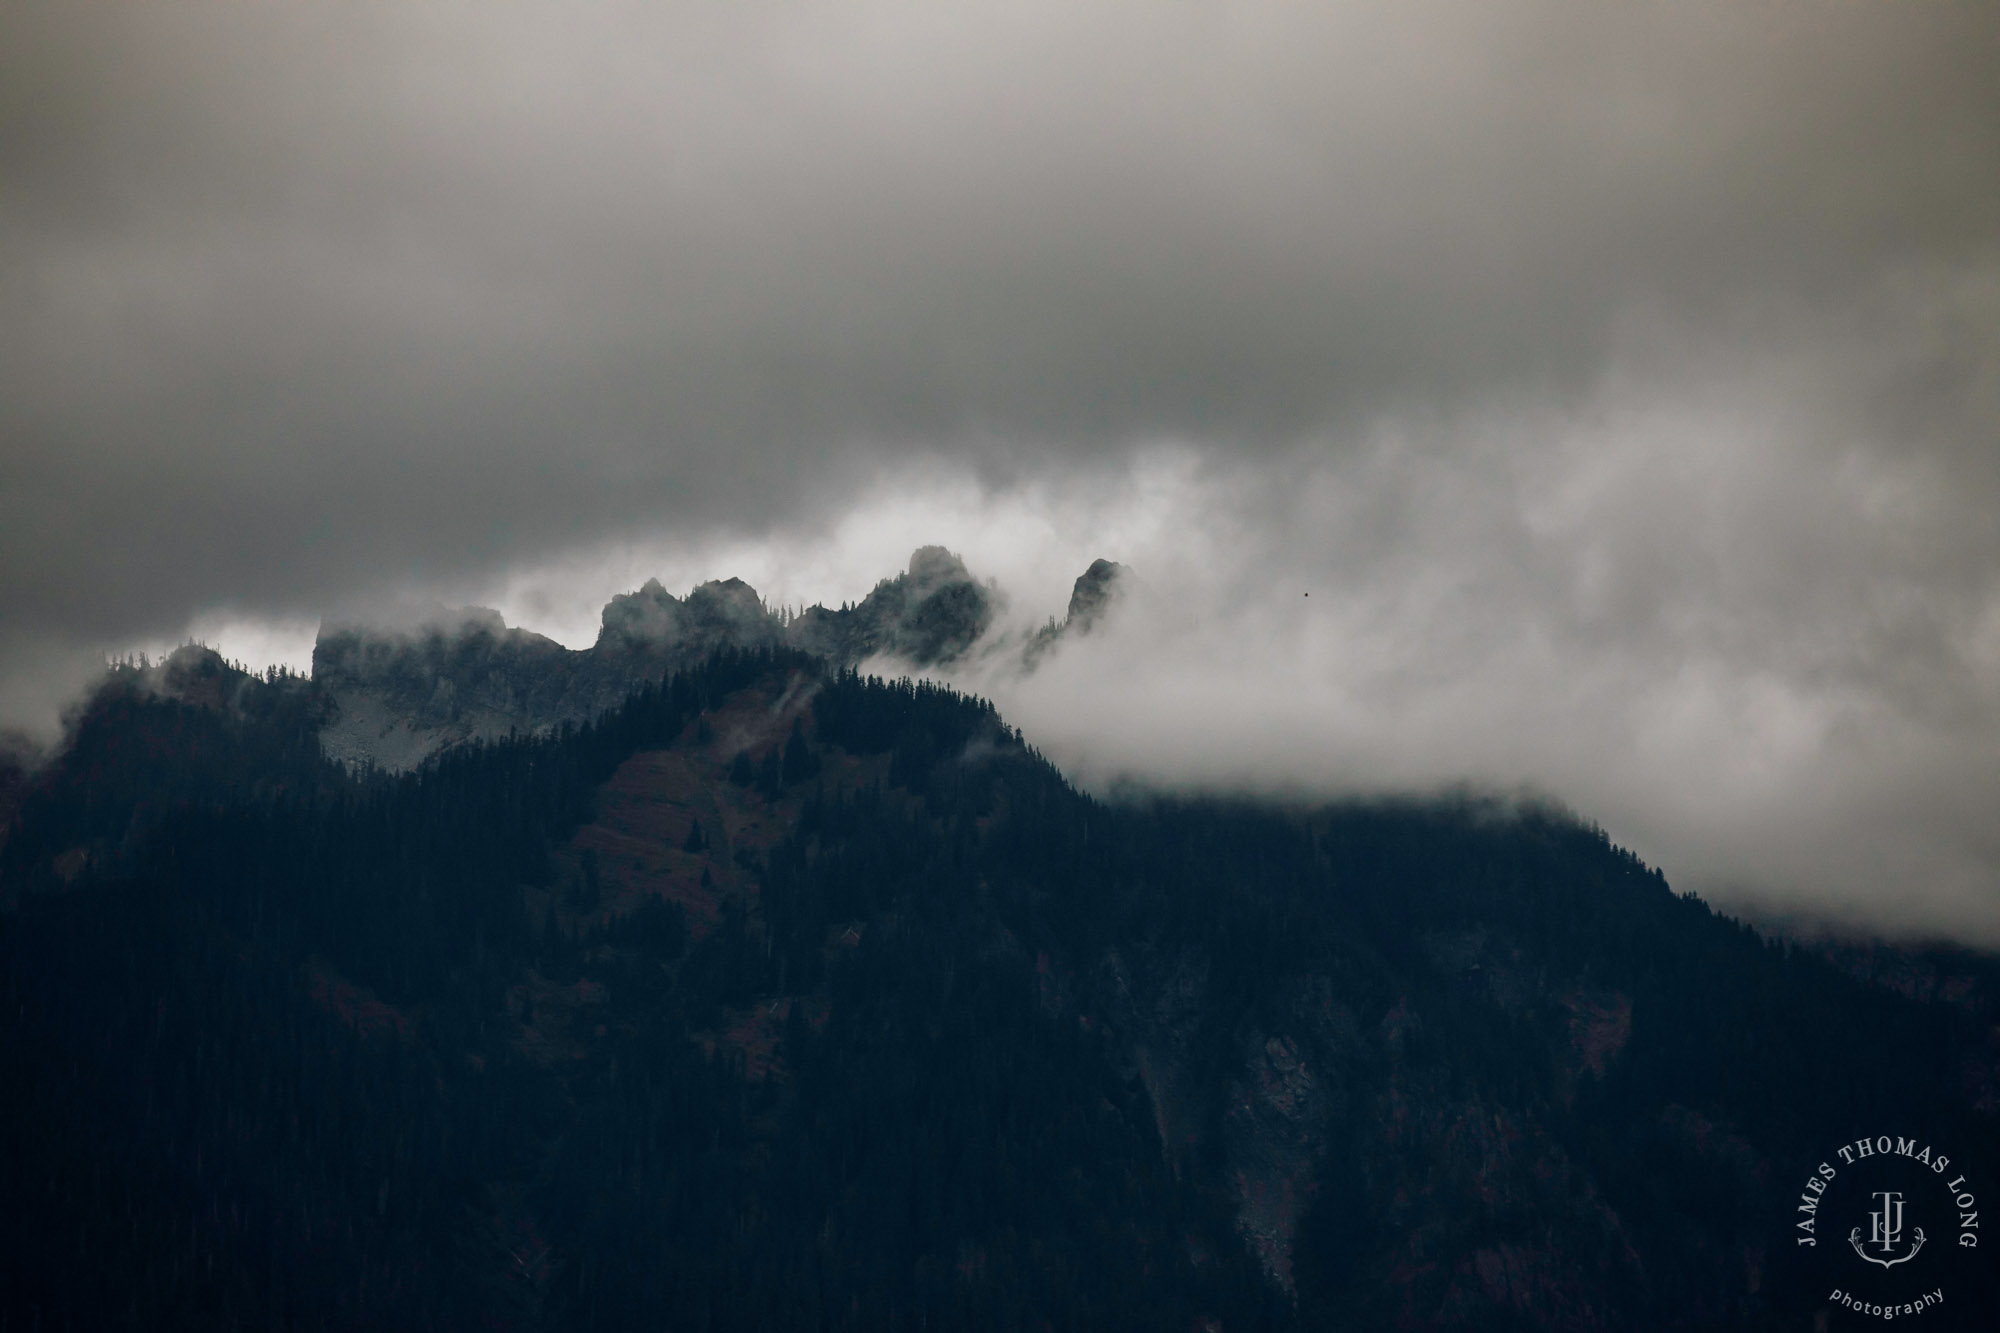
[2,651,1994,1330]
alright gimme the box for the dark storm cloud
[4,1,2000,936]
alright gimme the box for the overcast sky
[4,1,1999,941]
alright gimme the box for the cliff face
[313,610,590,771]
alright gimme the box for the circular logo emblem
[1786,1134,1985,1327]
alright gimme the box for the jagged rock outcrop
[313,609,595,771]
[1063,558,1124,634]
[786,545,997,667]
[598,577,782,658]
[1025,557,1126,668]
[313,546,1022,771]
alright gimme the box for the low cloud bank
[945,325,2000,947]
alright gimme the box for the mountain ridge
[2,640,1994,1330]
[312,546,1115,771]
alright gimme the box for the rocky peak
[595,578,681,652]
[782,545,997,668]
[686,578,779,648]
[1023,556,1127,668]
[865,546,996,667]
[904,544,972,592]
[597,576,779,656]
[1063,559,1125,635]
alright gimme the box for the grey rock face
[313,584,793,772]
[1086,943,1350,1294]
[1064,558,1125,634]
[313,610,592,771]
[786,545,996,667]
[597,577,781,658]
[860,545,996,666]
[1024,557,1126,668]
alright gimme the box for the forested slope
[2,649,1993,1330]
